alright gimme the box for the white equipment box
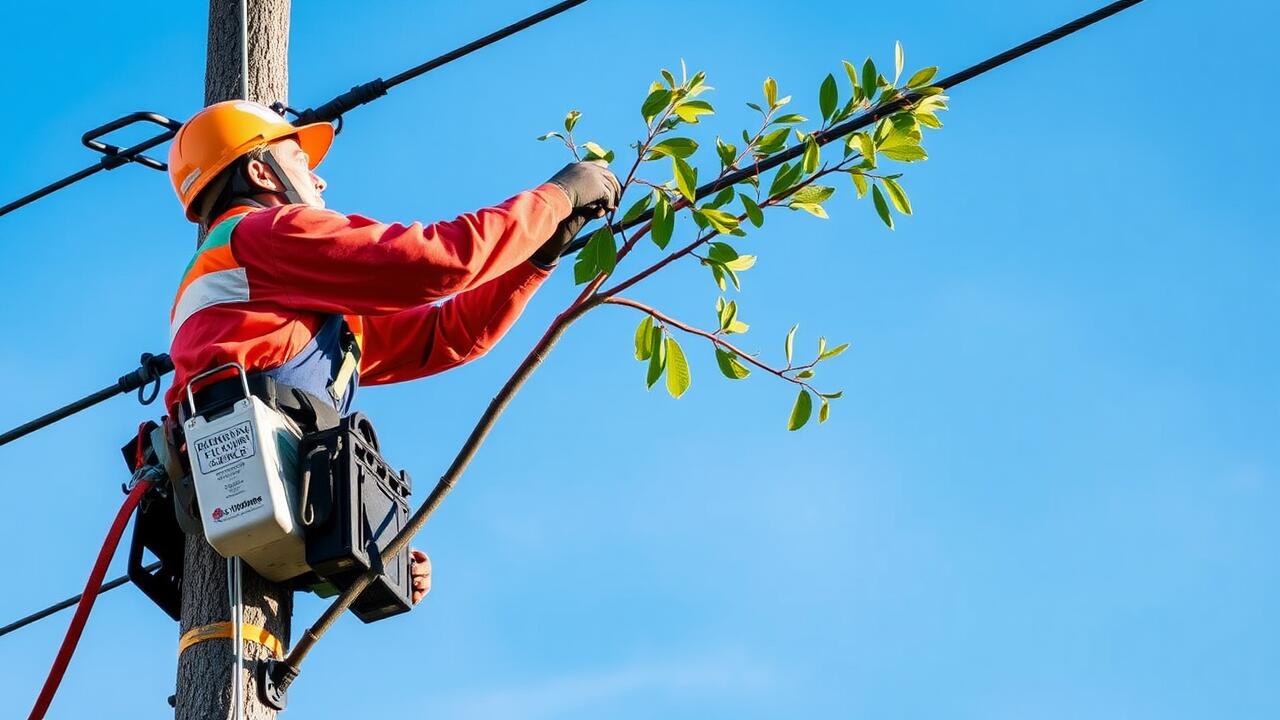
[182,364,309,582]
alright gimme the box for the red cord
[27,476,152,719]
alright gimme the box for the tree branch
[601,296,813,390]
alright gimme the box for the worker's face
[259,138,327,208]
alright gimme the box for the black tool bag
[298,412,413,623]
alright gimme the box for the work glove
[531,211,589,268]
[546,161,621,218]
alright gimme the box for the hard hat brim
[291,122,334,169]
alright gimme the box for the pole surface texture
[175,2,292,718]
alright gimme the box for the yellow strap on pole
[178,622,283,659]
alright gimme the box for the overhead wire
[0,0,591,219]
[0,563,161,639]
[567,0,1146,255]
[268,0,1151,696]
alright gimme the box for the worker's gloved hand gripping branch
[533,160,621,267]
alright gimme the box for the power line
[0,564,160,640]
[267,0,1151,699]
[566,0,1146,256]
[0,0,591,220]
[0,354,171,448]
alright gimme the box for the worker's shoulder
[234,203,358,240]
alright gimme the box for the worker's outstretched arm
[232,162,618,317]
[233,184,568,315]
[355,259,552,384]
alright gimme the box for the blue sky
[1,0,1277,717]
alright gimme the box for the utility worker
[164,100,620,605]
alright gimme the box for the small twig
[603,296,814,392]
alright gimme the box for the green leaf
[802,138,820,174]
[773,113,808,125]
[651,193,674,249]
[585,226,617,276]
[894,41,904,84]
[642,88,672,123]
[536,131,563,142]
[819,391,844,399]
[622,193,653,223]
[790,185,835,204]
[871,184,894,229]
[698,208,740,234]
[882,177,912,215]
[716,137,737,169]
[818,397,830,424]
[672,156,698,203]
[665,336,691,398]
[724,254,756,272]
[755,127,790,156]
[705,259,741,291]
[796,369,815,379]
[843,60,861,99]
[848,132,876,166]
[716,297,735,330]
[661,69,677,88]
[572,247,595,285]
[915,111,942,129]
[674,99,715,124]
[768,162,804,197]
[788,389,813,431]
[819,73,838,122]
[582,142,614,163]
[707,241,739,264]
[861,58,878,104]
[880,145,928,162]
[763,77,778,107]
[648,137,699,159]
[707,186,736,209]
[785,324,797,364]
[715,348,751,380]
[850,172,868,198]
[819,342,850,361]
[564,110,581,133]
[739,194,764,228]
[646,327,666,388]
[790,202,828,219]
[907,66,938,89]
[634,316,654,360]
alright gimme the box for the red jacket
[166,183,570,410]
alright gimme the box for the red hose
[27,477,152,720]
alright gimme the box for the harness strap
[328,326,361,403]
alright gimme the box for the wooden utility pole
[175,2,292,718]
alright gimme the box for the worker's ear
[242,155,285,193]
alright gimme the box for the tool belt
[177,372,340,435]
[163,367,413,622]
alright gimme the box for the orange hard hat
[168,100,334,220]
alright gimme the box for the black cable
[0,0,592,219]
[0,354,172,448]
[0,130,177,219]
[564,0,1146,256]
[0,562,161,639]
[267,0,1149,698]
